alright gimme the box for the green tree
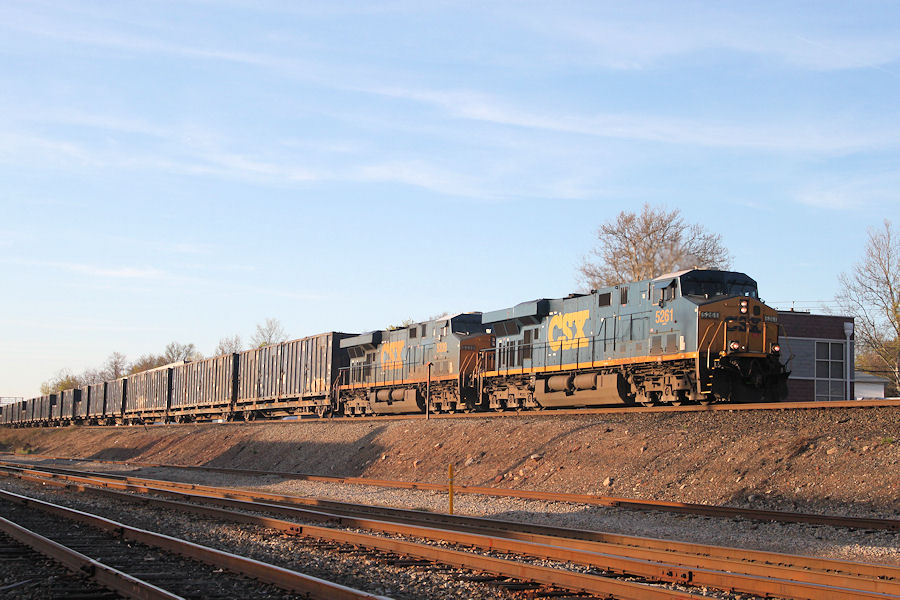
[128,354,167,374]
[40,369,82,393]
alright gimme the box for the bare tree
[838,220,900,395]
[214,334,243,355]
[79,368,105,385]
[163,341,200,363]
[250,318,288,347]
[101,352,128,380]
[579,203,731,289]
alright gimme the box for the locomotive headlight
[740,306,748,314]
[729,341,740,351]
[740,300,748,307]
[772,344,781,353]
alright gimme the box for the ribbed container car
[235,332,353,417]
[125,365,172,420]
[170,354,237,417]
[76,385,89,419]
[50,393,62,421]
[107,377,127,422]
[39,395,52,421]
[1,405,7,425]
[60,388,80,421]
[87,381,106,419]
[25,398,36,423]
[238,343,282,401]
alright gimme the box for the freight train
[1,269,789,426]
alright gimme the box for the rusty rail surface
[1,464,898,600]
[0,474,705,600]
[0,514,184,600]
[17,453,898,532]
[0,487,392,600]
[6,398,899,430]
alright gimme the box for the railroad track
[0,526,123,598]
[1,461,897,600]
[7,398,899,430]
[17,454,899,532]
[0,467,709,600]
[0,487,392,600]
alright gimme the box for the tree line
[40,318,289,394]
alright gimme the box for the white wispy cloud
[507,5,900,72]
[793,169,900,210]
[362,86,899,153]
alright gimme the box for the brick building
[777,311,855,401]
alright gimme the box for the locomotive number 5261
[655,308,674,325]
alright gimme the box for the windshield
[680,273,758,299]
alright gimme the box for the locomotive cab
[680,271,789,402]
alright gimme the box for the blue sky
[1,1,898,397]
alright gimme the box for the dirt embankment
[0,407,897,518]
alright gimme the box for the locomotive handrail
[698,320,726,370]
[475,334,622,378]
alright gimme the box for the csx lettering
[547,310,590,352]
[655,309,674,325]
[380,340,406,370]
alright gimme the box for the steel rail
[0,482,704,600]
[1,465,897,600]
[6,398,899,430]
[0,514,184,600]
[20,454,898,532]
[9,461,899,583]
[0,488,392,600]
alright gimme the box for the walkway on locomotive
[338,313,488,389]
[479,269,774,377]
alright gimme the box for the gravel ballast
[0,406,897,568]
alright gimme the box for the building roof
[855,370,890,384]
